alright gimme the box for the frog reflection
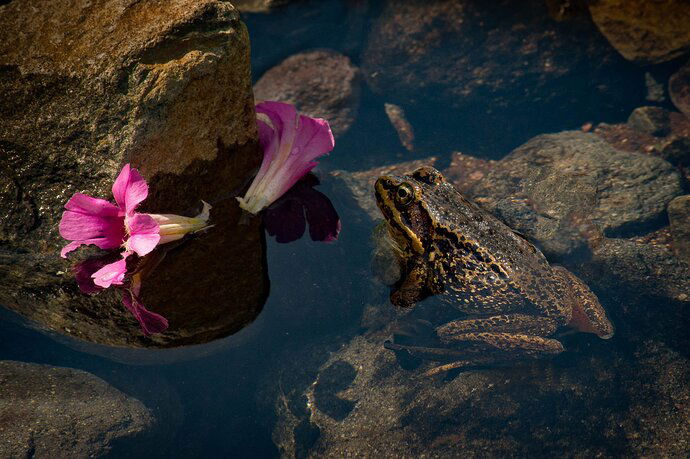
[374,166,614,374]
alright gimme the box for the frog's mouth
[374,176,425,255]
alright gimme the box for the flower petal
[112,164,149,214]
[64,192,121,217]
[293,114,335,162]
[91,256,129,288]
[73,253,124,294]
[121,289,169,336]
[125,213,160,256]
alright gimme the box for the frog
[373,166,614,375]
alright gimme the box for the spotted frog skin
[374,166,614,374]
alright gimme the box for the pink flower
[237,101,335,214]
[60,164,160,259]
[60,164,211,289]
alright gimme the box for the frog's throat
[375,179,424,255]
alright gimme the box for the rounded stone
[254,49,360,138]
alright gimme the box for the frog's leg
[437,313,558,338]
[551,266,614,339]
[390,256,434,308]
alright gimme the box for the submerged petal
[264,198,307,243]
[112,164,149,214]
[121,287,168,336]
[91,256,129,288]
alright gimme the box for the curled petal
[91,256,129,288]
[112,164,149,215]
[238,101,334,215]
[125,213,160,257]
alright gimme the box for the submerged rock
[0,361,153,457]
[273,332,689,457]
[471,131,683,258]
[668,195,690,264]
[361,0,638,155]
[670,59,690,119]
[589,0,690,64]
[0,0,267,347]
[253,49,360,138]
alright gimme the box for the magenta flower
[237,101,335,214]
[60,164,211,289]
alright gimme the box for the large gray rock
[253,49,360,138]
[471,131,683,258]
[0,0,267,347]
[0,361,153,457]
[273,332,689,457]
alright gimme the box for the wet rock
[589,0,690,64]
[668,195,690,263]
[470,131,683,258]
[232,0,291,13]
[253,49,360,138]
[627,106,671,137]
[669,60,690,118]
[0,361,153,457]
[579,237,690,349]
[0,0,267,347]
[442,152,496,196]
[274,332,689,457]
[361,0,636,156]
[331,158,438,220]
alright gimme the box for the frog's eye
[395,183,414,206]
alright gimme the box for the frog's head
[374,166,446,257]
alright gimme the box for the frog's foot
[390,257,434,308]
[437,314,559,338]
[552,266,614,339]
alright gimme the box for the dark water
[1,1,687,457]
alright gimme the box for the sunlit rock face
[0,0,268,348]
[588,0,690,65]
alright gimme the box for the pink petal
[59,209,124,242]
[91,256,128,288]
[112,164,149,214]
[293,114,335,162]
[121,290,169,336]
[64,193,121,217]
[125,213,160,256]
[256,101,297,143]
